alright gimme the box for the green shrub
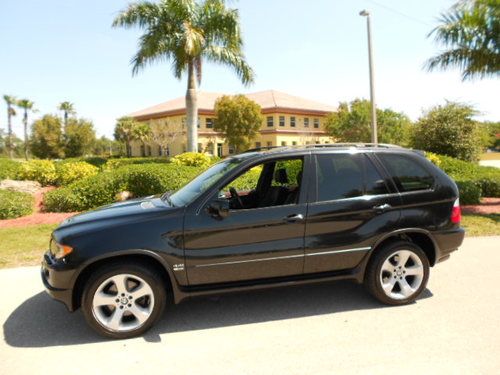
[426,152,500,199]
[105,157,170,170]
[455,180,482,205]
[16,160,57,186]
[0,189,34,219]
[56,162,99,185]
[61,157,108,168]
[171,152,214,168]
[42,188,80,213]
[43,163,204,212]
[0,158,21,180]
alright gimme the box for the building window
[281,141,287,146]
[255,142,261,148]
[315,141,320,144]
[304,117,309,128]
[140,144,145,157]
[228,145,235,155]
[197,143,202,152]
[279,116,285,127]
[158,145,162,155]
[290,117,296,127]
[267,141,273,147]
[292,141,297,146]
[217,143,223,157]
[182,117,186,127]
[197,117,200,128]
[314,118,319,128]
[266,116,274,127]
[206,118,214,128]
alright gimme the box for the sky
[0,0,498,138]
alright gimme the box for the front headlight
[50,239,73,259]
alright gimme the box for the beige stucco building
[129,90,336,157]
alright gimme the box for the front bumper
[433,227,465,264]
[41,252,76,311]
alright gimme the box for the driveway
[480,159,500,168]
[1,236,499,375]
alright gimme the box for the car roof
[241,143,424,158]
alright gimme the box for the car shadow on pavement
[3,281,432,347]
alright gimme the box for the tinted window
[316,154,364,201]
[365,157,389,195]
[378,153,434,192]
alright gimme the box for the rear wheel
[365,241,430,305]
[82,263,166,339]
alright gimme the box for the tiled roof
[129,90,336,119]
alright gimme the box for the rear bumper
[41,252,75,311]
[433,227,465,264]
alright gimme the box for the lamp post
[359,9,378,144]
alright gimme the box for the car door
[304,152,402,274]
[183,154,312,285]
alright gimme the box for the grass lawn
[0,224,57,268]
[0,215,498,269]
[481,152,500,160]
[461,213,500,237]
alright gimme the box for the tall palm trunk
[185,61,198,152]
[7,105,13,159]
[23,109,29,160]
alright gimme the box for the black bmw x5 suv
[42,144,464,338]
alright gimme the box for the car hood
[58,196,175,229]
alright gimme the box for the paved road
[1,236,499,375]
[480,159,500,168]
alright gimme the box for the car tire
[81,262,166,339]
[365,241,430,305]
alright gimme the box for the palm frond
[112,2,161,28]
[205,45,254,85]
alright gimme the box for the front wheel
[365,241,430,305]
[81,263,166,339]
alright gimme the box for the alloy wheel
[379,250,424,300]
[91,274,155,332]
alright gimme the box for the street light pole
[359,10,378,144]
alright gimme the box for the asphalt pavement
[1,236,499,375]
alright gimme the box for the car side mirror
[208,198,230,219]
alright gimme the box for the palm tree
[17,99,36,160]
[134,123,152,156]
[58,101,76,127]
[114,116,140,157]
[426,0,499,80]
[3,95,17,159]
[113,0,254,152]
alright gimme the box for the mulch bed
[462,198,500,215]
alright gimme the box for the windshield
[169,158,244,207]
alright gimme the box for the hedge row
[15,160,99,186]
[0,189,34,219]
[426,152,500,204]
[43,163,203,212]
[0,158,21,180]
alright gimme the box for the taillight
[450,198,461,224]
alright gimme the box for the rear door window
[378,153,434,192]
[316,154,364,201]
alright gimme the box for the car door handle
[373,203,392,213]
[283,214,304,223]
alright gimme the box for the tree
[63,118,97,157]
[3,95,17,158]
[426,0,499,80]
[114,116,141,156]
[16,99,36,160]
[214,95,263,152]
[58,101,76,127]
[30,115,64,159]
[411,101,482,161]
[149,120,183,156]
[324,99,412,145]
[134,122,151,155]
[93,136,125,157]
[113,0,254,152]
